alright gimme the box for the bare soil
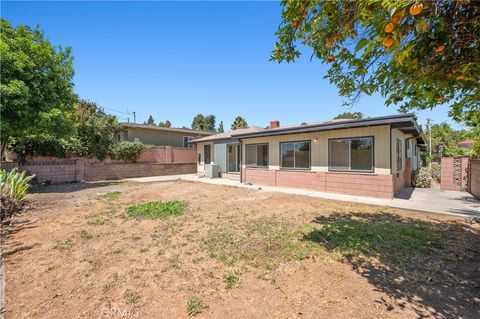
[3,180,480,319]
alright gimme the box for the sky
[2,1,461,130]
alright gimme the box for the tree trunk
[0,138,7,164]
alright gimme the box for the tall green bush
[0,168,35,220]
[109,142,153,162]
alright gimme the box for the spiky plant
[0,168,35,219]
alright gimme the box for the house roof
[189,126,265,143]
[231,113,425,144]
[119,123,213,136]
[458,139,476,146]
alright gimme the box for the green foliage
[186,297,207,317]
[271,1,479,122]
[304,213,442,265]
[426,122,466,162]
[412,167,432,188]
[126,200,187,219]
[224,273,239,289]
[145,115,156,126]
[0,18,76,157]
[0,168,35,219]
[109,141,153,162]
[158,120,172,127]
[8,137,75,162]
[191,114,216,132]
[73,100,119,161]
[231,116,248,130]
[443,147,468,157]
[217,121,224,133]
[334,112,364,120]
[431,162,441,182]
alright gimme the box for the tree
[204,115,216,132]
[231,116,248,130]
[425,122,465,162]
[271,1,479,122]
[158,120,172,127]
[191,114,216,131]
[73,100,119,161]
[191,114,205,130]
[0,19,76,157]
[145,115,156,126]
[334,112,364,120]
[218,121,225,133]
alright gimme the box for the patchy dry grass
[6,181,479,319]
[95,191,121,201]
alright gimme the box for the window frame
[328,136,375,173]
[279,140,311,170]
[245,143,269,168]
[183,136,195,148]
[396,138,403,172]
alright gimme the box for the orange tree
[271,1,479,122]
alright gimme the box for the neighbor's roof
[458,139,476,146]
[119,123,213,136]
[231,114,425,144]
[190,126,265,143]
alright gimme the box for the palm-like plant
[0,168,35,219]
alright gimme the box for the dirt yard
[3,180,480,318]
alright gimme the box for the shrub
[0,168,35,220]
[431,162,441,182]
[411,167,432,188]
[186,297,207,317]
[109,141,153,162]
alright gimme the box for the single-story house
[118,123,212,148]
[458,139,476,150]
[191,114,424,199]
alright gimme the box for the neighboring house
[191,114,424,199]
[118,123,212,148]
[458,139,475,150]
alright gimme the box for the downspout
[239,140,243,183]
[389,125,392,174]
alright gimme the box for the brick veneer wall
[243,168,395,198]
[469,159,480,198]
[393,170,406,194]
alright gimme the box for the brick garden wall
[441,157,469,191]
[84,163,196,181]
[469,159,480,198]
[243,168,395,198]
[1,146,197,183]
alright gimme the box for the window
[396,138,402,172]
[183,136,194,148]
[204,144,211,164]
[329,137,373,172]
[245,144,268,167]
[133,137,140,143]
[280,141,310,169]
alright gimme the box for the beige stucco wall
[241,125,392,175]
[125,127,207,147]
[196,142,214,173]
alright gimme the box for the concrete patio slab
[126,174,480,218]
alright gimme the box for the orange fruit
[409,3,423,16]
[390,11,404,24]
[333,33,340,40]
[341,47,347,52]
[438,96,445,102]
[435,44,445,53]
[456,74,466,80]
[292,20,299,28]
[451,68,458,73]
[303,12,308,18]
[447,72,453,78]
[328,55,335,62]
[383,37,394,47]
[384,23,395,33]
[327,39,335,47]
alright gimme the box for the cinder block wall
[470,159,480,198]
